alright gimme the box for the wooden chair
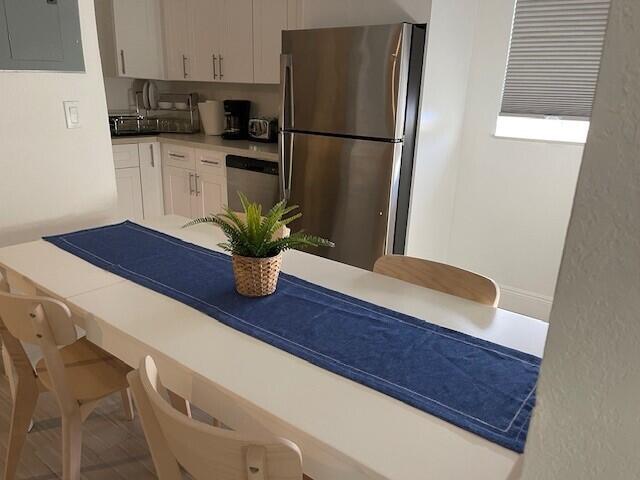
[0,273,133,480]
[373,255,500,307]
[128,355,306,480]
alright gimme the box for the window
[496,0,610,143]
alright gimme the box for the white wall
[409,0,583,320]
[300,0,431,28]
[0,0,117,247]
[522,0,640,476]
[406,0,478,262]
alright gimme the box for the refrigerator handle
[279,132,293,201]
[280,54,294,130]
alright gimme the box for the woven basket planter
[232,253,283,297]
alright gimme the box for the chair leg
[3,377,39,480]
[61,413,82,480]
[121,388,135,421]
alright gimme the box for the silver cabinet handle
[194,174,200,196]
[120,49,126,75]
[201,159,219,166]
[182,54,189,78]
[149,144,155,167]
[219,55,224,79]
[169,152,185,159]
[188,173,195,195]
[212,54,218,79]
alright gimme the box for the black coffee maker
[222,100,251,140]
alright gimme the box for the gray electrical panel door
[0,0,84,71]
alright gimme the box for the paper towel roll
[198,101,225,136]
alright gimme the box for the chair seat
[35,337,131,402]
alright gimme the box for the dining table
[0,215,548,480]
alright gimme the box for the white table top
[0,215,548,480]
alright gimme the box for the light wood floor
[0,373,212,479]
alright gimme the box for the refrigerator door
[285,132,402,270]
[282,24,411,140]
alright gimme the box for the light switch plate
[63,101,80,129]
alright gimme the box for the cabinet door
[163,165,195,218]
[219,0,254,83]
[190,0,222,82]
[112,0,164,79]
[162,0,193,80]
[192,171,228,218]
[115,167,144,220]
[253,0,288,84]
[139,142,165,219]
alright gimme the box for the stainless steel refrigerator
[280,23,427,270]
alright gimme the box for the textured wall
[521,0,640,477]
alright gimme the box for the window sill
[491,134,586,147]
[494,116,589,145]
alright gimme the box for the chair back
[137,356,303,480]
[0,276,79,413]
[373,255,500,307]
[0,271,35,399]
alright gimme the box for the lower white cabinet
[139,142,165,219]
[162,144,228,219]
[163,165,194,218]
[115,167,144,220]
[193,170,228,218]
[112,142,164,220]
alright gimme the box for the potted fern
[183,193,334,297]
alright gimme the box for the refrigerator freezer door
[287,132,402,270]
[282,24,411,140]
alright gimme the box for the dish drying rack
[134,91,200,134]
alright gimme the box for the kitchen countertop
[111,133,279,162]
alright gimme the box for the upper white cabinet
[95,0,165,80]
[162,0,192,80]
[219,0,254,83]
[97,0,301,83]
[189,0,222,82]
[163,0,254,83]
[253,0,288,84]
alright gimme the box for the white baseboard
[498,285,553,321]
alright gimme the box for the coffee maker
[222,100,251,140]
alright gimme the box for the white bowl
[158,101,173,110]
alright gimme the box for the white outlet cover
[63,101,81,129]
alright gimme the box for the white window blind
[500,0,610,119]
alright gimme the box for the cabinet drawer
[163,143,196,170]
[112,144,140,169]
[196,148,226,177]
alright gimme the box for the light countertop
[111,133,279,162]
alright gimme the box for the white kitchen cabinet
[162,0,193,80]
[95,0,165,79]
[189,0,222,82]
[139,142,165,219]
[115,167,144,220]
[113,143,164,220]
[162,144,228,219]
[163,164,194,218]
[219,0,255,83]
[193,171,228,217]
[253,0,288,84]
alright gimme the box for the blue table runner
[45,221,540,452]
